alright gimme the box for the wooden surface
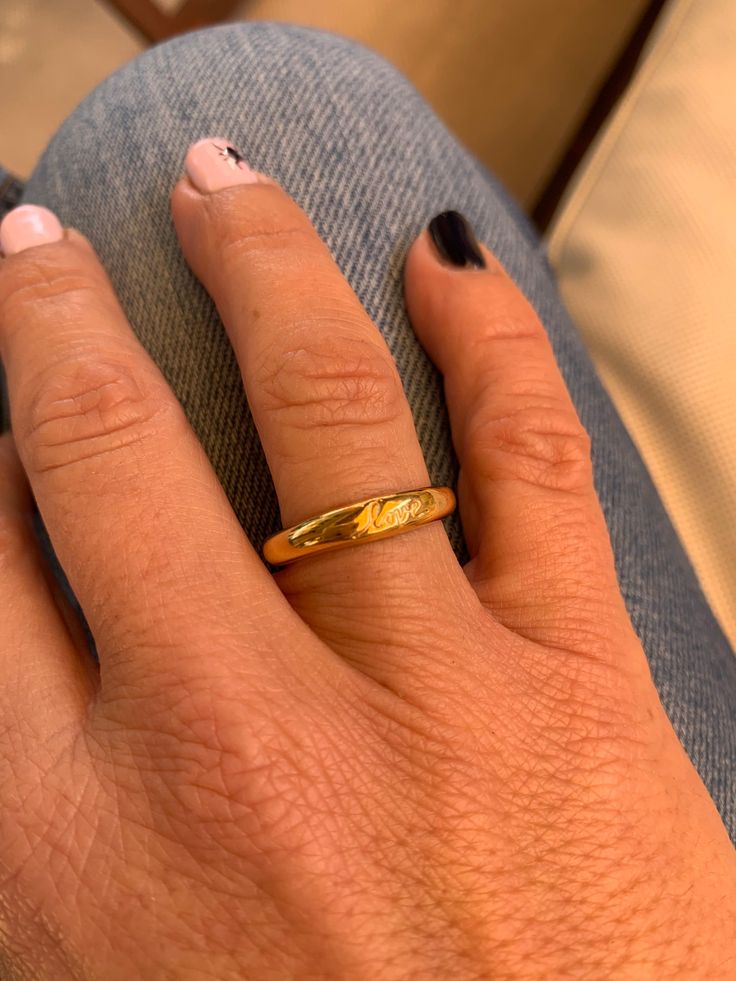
[104,0,240,41]
[0,0,144,179]
[2,0,651,212]
[237,0,651,210]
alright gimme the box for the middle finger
[0,208,299,694]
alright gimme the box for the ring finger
[171,139,480,678]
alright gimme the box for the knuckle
[222,223,317,265]
[519,654,652,767]
[466,401,593,495]
[255,332,406,434]
[474,306,544,343]
[209,190,317,266]
[98,676,326,841]
[20,357,172,477]
[0,252,101,331]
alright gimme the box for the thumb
[404,211,628,657]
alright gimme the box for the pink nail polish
[185,137,261,193]
[0,205,64,256]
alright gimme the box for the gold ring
[262,486,456,565]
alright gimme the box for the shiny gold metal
[262,486,456,565]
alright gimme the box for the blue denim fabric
[5,22,734,838]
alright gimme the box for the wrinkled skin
[0,158,733,980]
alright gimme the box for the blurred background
[2,0,663,228]
[2,0,735,648]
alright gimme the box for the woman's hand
[0,139,733,980]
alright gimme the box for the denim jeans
[4,22,734,839]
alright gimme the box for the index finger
[0,206,291,693]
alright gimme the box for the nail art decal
[185,137,260,193]
[214,141,250,172]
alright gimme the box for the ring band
[262,486,456,565]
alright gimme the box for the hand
[0,138,733,980]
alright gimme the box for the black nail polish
[428,211,486,269]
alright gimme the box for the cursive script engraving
[289,491,439,550]
[361,496,424,533]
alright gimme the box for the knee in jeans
[93,20,416,130]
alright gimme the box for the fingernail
[0,205,64,256]
[185,137,260,193]
[428,211,486,269]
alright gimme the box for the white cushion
[547,0,736,649]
